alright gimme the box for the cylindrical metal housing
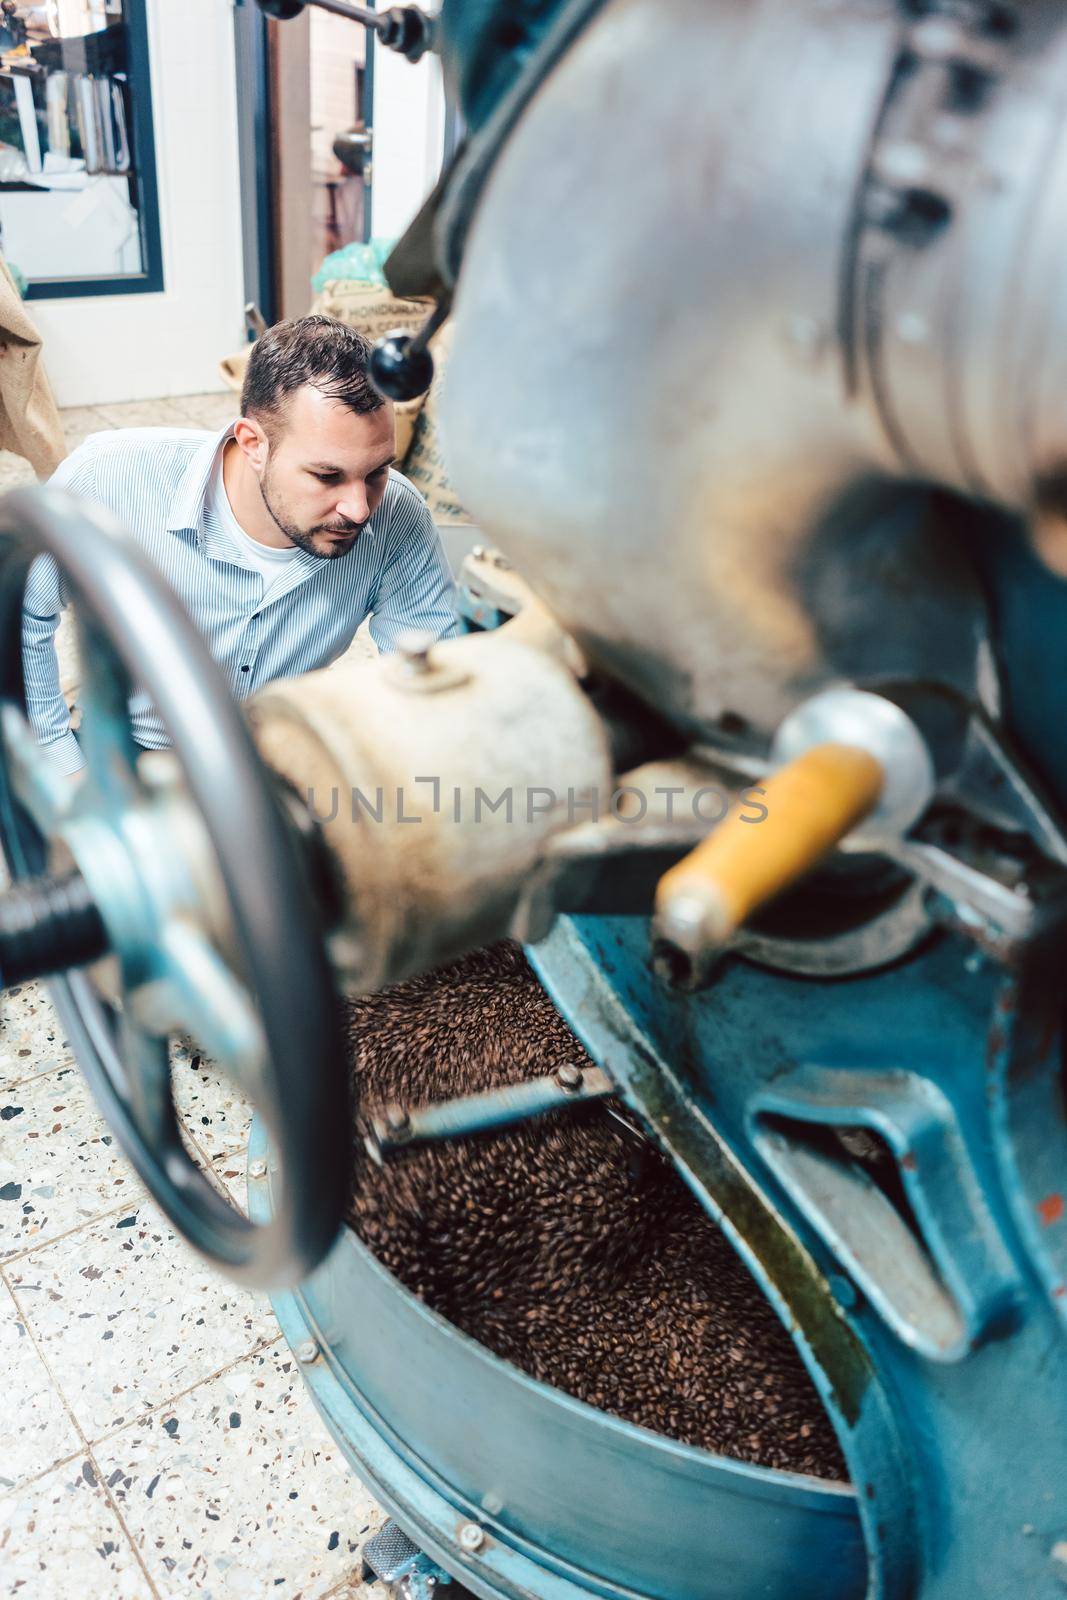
[441,0,1067,745]
[248,632,612,990]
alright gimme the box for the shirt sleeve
[368,482,461,654]
[21,448,92,774]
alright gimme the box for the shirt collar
[165,423,234,539]
[164,421,380,554]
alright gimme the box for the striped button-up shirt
[22,423,460,773]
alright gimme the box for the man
[22,315,459,773]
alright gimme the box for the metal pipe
[255,0,437,62]
[365,1065,616,1162]
[305,0,382,29]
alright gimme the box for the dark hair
[241,314,383,432]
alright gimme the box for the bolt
[911,9,1009,68]
[910,15,972,59]
[458,1523,484,1553]
[471,544,487,560]
[247,1158,267,1180]
[555,1063,584,1093]
[828,1272,858,1311]
[875,140,932,190]
[896,312,930,346]
[864,182,905,229]
[137,750,180,790]
[396,629,436,675]
[385,1103,411,1133]
[489,551,511,569]
[296,1339,320,1364]
[784,314,826,365]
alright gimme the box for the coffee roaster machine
[3,1,1067,1594]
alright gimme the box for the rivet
[910,13,1004,71]
[910,16,970,60]
[896,312,930,345]
[247,1158,267,1180]
[137,750,179,789]
[458,1522,484,1552]
[785,314,823,354]
[829,1272,858,1310]
[396,629,436,675]
[875,140,932,189]
[555,1064,584,1093]
[864,183,904,229]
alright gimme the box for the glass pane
[0,0,161,294]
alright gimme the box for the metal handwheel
[0,487,350,1287]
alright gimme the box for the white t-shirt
[210,452,300,598]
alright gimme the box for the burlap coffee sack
[402,320,471,524]
[313,283,430,460]
[219,288,466,503]
[313,280,430,342]
[218,349,249,394]
[0,256,64,478]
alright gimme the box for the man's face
[256,385,396,559]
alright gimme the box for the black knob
[378,6,435,62]
[255,0,306,18]
[369,331,436,402]
[0,870,108,989]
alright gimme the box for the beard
[258,465,366,559]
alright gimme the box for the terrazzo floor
[0,398,386,1599]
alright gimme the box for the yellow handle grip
[653,742,884,984]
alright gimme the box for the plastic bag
[311,236,396,294]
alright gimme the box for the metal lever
[652,689,937,990]
[652,743,886,991]
[254,0,436,64]
[365,1064,616,1162]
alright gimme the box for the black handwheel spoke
[0,486,349,1288]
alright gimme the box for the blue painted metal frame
[528,915,1067,1598]
[24,0,164,302]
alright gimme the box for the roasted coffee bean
[343,942,846,1481]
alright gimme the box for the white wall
[370,42,445,242]
[28,0,246,408]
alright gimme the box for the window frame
[21,0,164,302]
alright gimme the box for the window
[0,0,162,298]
